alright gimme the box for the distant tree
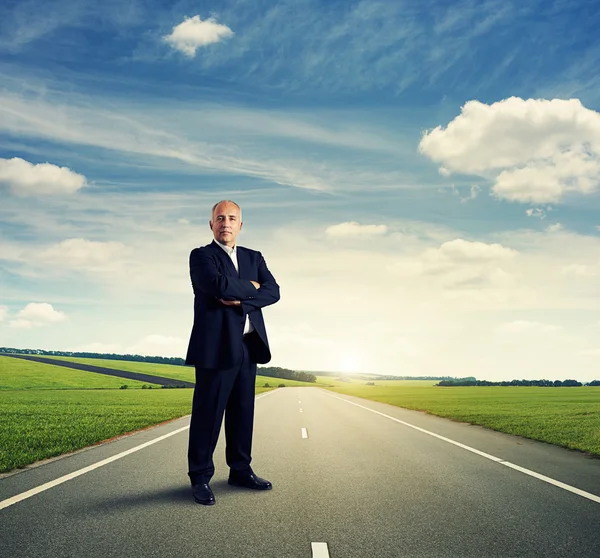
[258,366,316,383]
[437,378,477,386]
[588,380,600,386]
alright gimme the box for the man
[185,200,280,505]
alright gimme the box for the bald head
[211,200,241,221]
[210,200,243,247]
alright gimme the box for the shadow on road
[73,480,253,514]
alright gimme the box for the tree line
[0,347,186,365]
[257,366,317,383]
[436,378,600,387]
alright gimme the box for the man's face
[210,202,242,247]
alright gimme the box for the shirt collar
[215,239,236,256]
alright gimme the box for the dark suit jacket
[185,240,280,370]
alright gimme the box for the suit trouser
[187,338,257,485]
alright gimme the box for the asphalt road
[1,387,600,558]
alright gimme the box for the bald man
[185,200,280,505]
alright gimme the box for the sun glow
[339,352,362,374]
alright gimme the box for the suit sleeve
[240,252,280,310]
[190,248,259,300]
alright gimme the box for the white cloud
[124,335,187,358]
[0,157,86,196]
[419,97,600,203]
[579,348,600,356]
[526,207,547,219]
[325,222,388,238]
[163,16,233,57]
[10,302,67,329]
[433,239,516,262]
[0,306,7,322]
[41,238,130,272]
[546,223,564,233]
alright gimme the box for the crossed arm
[190,249,280,309]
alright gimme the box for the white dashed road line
[326,392,600,505]
[311,542,330,557]
[301,428,309,439]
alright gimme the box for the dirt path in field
[1,354,195,388]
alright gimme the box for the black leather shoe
[228,471,272,490]
[192,483,216,505]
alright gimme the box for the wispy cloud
[124,0,525,94]
[0,85,422,193]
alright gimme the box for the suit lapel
[209,241,238,276]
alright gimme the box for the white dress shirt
[215,240,254,335]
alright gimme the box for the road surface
[1,387,599,557]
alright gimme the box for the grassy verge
[324,383,600,456]
[0,386,272,472]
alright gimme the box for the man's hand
[219,299,241,306]
[250,281,260,289]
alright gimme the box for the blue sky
[1,0,600,380]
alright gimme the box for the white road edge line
[0,425,190,511]
[302,427,309,439]
[0,390,278,511]
[311,542,330,557]
[326,392,600,505]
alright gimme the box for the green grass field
[0,357,161,390]
[0,356,308,472]
[0,389,193,472]
[323,380,600,456]
[2,355,599,472]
